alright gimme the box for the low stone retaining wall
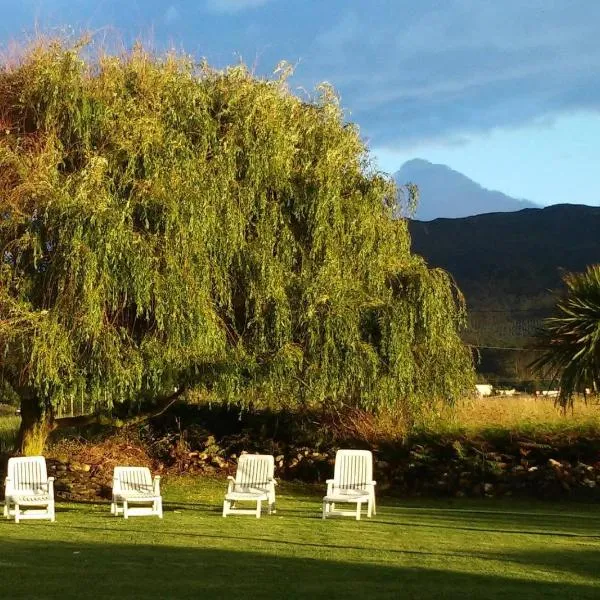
[2,434,599,503]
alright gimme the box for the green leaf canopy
[0,40,473,418]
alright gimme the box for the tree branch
[53,387,186,430]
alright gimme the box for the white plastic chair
[223,454,276,518]
[3,456,55,523]
[322,449,376,520]
[111,466,163,519]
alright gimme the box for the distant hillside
[409,204,600,304]
[395,158,537,221]
[409,204,600,381]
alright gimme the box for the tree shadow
[0,537,598,600]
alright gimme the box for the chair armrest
[153,476,161,495]
[47,478,55,495]
[326,479,334,495]
[226,476,236,493]
[4,476,12,494]
[112,477,121,494]
[371,480,377,486]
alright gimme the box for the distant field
[439,395,600,436]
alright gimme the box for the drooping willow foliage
[531,265,600,408]
[0,39,473,425]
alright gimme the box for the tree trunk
[16,396,56,456]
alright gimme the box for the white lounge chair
[322,449,376,520]
[3,456,55,523]
[222,454,276,518]
[111,466,163,519]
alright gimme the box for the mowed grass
[1,476,600,600]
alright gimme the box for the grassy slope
[1,477,600,600]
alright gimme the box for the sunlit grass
[425,395,600,438]
[0,412,20,454]
[457,394,600,426]
[1,477,599,599]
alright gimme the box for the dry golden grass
[433,394,600,436]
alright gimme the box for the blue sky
[1,0,598,206]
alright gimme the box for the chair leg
[123,500,128,519]
[356,501,361,520]
[268,492,276,514]
[156,498,163,519]
[255,499,262,518]
[222,500,230,517]
[371,492,376,516]
[322,501,328,519]
[14,503,20,524]
[50,502,56,522]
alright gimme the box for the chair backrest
[114,466,153,491]
[7,456,48,491]
[235,454,274,488]
[333,450,373,490]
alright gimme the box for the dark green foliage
[0,39,472,423]
[532,265,600,407]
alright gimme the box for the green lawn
[1,477,599,599]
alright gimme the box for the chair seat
[115,490,159,500]
[324,489,370,503]
[10,492,51,505]
[226,489,269,501]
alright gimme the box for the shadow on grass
[53,521,600,574]
[0,537,598,600]
[379,504,600,537]
[376,518,600,539]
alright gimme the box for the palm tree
[531,265,600,408]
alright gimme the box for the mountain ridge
[408,203,600,303]
[395,158,538,221]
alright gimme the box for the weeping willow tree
[531,265,600,408]
[0,39,473,454]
